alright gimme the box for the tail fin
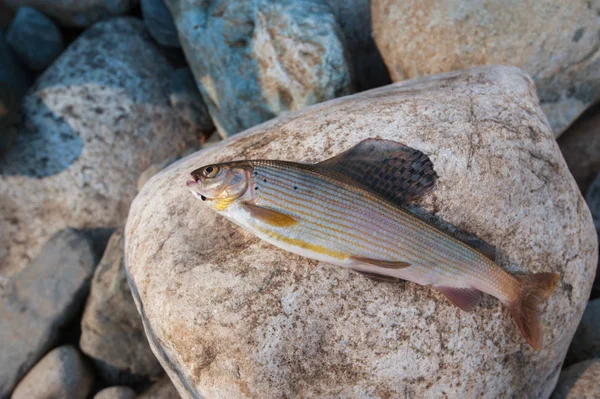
[510,272,560,351]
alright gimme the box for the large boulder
[4,0,137,27]
[80,231,164,387]
[165,0,353,137]
[0,230,95,397]
[371,0,600,137]
[11,345,95,399]
[0,17,202,279]
[125,66,597,398]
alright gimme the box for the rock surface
[141,0,180,47]
[0,31,31,99]
[80,231,163,387]
[324,0,390,91]
[93,386,136,399]
[6,7,64,71]
[169,68,214,134]
[4,0,137,27]
[585,175,600,298]
[125,66,597,398]
[165,0,353,137]
[0,17,202,279]
[0,83,20,156]
[138,377,180,399]
[371,0,600,136]
[0,229,95,397]
[558,104,600,193]
[567,299,600,365]
[551,359,600,399]
[11,345,94,399]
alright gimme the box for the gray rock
[4,0,138,28]
[551,359,600,399]
[11,345,94,399]
[0,31,31,99]
[371,0,600,137]
[585,179,600,298]
[558,104,600,193]
[6,7,64,71]
[94,386,136,399]
[137,378,180,399]
[141,0,180,48]
[0,230,95,398]
[567,299,600,365]
[0,17,202,279]
[80,231,163,387]
[169,68,214,134]
[0,82,20,156]
[324,0,390,91]
[124,66,598,398]
[165,0,353,137]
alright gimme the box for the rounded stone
[125,66,597,398]
[551,359,600,399]
[567,299,600,365]
[371,0,600,137]
[93,386,136,399]
[141,0,180,48]
[6,7,64,71]
[11,345,95,399]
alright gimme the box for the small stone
[80,231,163,387]
[169,67,214,134]
[93,386,136,399]
[6,7,64,71]
[0,31,31,99]
[567,299,600,365]
[0,82,20,156]
[0,229,96,398]
[165,0,353,137]
[558,104,600,193]
[551,359,600,399]
[4,0,136,27]
[11,345,95,399]
[371,0,600,137]
[125,66,597,398]
[137,377,180,399]
[141,0,180,48]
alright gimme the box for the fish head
[187,162,252,209]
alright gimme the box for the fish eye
[202,165,219,178]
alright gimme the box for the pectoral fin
[243,203,297,227]
[436,286,482,312]
[350,256,411,269]
[353,270,401,283]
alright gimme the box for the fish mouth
[186,179,207,201]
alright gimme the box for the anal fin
[436,286,482,312]
[354,270,401,283]
[350,256,410,269]
[242,203,297,227]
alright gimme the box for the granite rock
[4,0,138,27]
[125,66,597,398]
[0,18,202,279]
[137,377,180,399]
[93,386,136,399]
[169,68,214,135]
[0,31,32,100]
[551,359,600,399]
[80,231,163,387]
[6,7,64,71]
[11,345,94,399]
[141,0,180,47]
[0,230,95,398]
[585,177,600,299]
[371,0,600,136]
[165,0,353,137]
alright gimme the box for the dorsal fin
[316,139,437,204]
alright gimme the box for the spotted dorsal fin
[316,139,437,204]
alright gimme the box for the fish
[186,139,559,350]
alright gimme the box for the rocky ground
[0,1,598,398]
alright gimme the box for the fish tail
[509,272,560,351]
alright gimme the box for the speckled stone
[0,17,202,279]
[165,0,353,137]
[141,0,180,47]
[125,66,597,398]
[4,0,137,27]
[137,378,180,399]
[0,230,95,398]
[551,359,600,399]
[169,68,214,134]
[372,0,600,137]
[11,345,94,399]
